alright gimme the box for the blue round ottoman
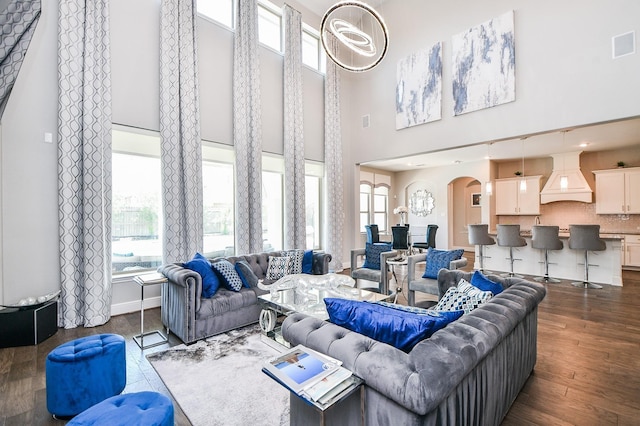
[67,391,174,426]
[46,334,126,417]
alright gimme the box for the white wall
[343,0,640,251]
[0,0,328,309]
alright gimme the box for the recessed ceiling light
[579,142,589,147]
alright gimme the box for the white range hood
[540,151,593,204]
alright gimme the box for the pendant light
[485,142,493,196]
[560,131,569,192]
[519,138,527,193]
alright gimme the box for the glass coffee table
[258,274,392,349]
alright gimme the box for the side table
[386,258,408,303]
[133,273,169,349]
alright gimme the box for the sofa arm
[282,313,416,412]
[407,253,427,281]
[157,263,201,343]
[311,252,332,274]
[350,248,366,273]
[379,250,398,295]
[449,257,467,271]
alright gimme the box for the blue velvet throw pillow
[183,252,219,298]
[362,242,393,270]
[422,248,465,279]
[324,298,463,352]
[302,249,314,274]
[235,260,258,288]
[212,259,243,291]
[470,270,503,295]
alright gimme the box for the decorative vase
[400,212,406,226]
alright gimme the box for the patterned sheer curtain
[57,0,112,328]
[233,0,263,254]
[160,0,203,264]
[324,36,344,272]
[283,5,306,250]
[0,0,41,117]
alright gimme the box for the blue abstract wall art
[452,11,515,116]
[396,42,442,130]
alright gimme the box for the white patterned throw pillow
[435,278,493,314]
[266,256,293,280]
[286,249,304,275]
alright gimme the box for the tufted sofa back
[223,251,282,280]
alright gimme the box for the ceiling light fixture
[519,138,527,193]
[321,1,389,72]
[560,131,569,191]
[485,142,493,196]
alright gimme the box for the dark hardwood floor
[1,269,639,425]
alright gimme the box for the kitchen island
[477,232,624,286]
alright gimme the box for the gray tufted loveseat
[282,269,546,425]
[158,251,331,344]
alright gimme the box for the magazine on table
[262,345,347,397]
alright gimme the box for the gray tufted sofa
[158,251,331,344]
[282,269,546,425]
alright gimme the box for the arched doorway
[448,177,481,250]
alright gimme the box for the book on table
[262,344,353,402]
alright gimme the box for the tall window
[359,173,390,233]
[258,2,282,51]
[202,143,235,257]
[112,127,162,274]
[196,0,234,29]
[262,154,284,251]
[373,186,389,230]
[305,161,324,249]
[359,184,371,233]
[302,29,319,70]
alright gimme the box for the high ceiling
[304,2,639,172]
[303,0,386,17]
[362,117,640,171]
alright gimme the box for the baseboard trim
[111,296,161,316]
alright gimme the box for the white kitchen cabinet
[624,235,640,267]
[495,176,541,215]
[594,167,640,214]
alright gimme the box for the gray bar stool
[531,225,563,283]
[497,224,527,278]
[468,224,495,273]
[568,224,606,289]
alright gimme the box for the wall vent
[362,114,370,128]
[612,31,635,58]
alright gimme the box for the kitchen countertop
[490,231,640,240]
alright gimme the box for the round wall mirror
[321,1,389,72]
[409,189,435,216]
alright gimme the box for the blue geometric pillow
[183,252,220,298]
[302,249,314,274]
[212,259,243,291]
[470,270,503,295]
[325,298,463,352]
[422,248,465,279]
[235,260,258,288]
[362,242,393,270]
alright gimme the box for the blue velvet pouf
[46,334,126,417]
[67,391,174,426]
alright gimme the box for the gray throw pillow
[235,260,259,288]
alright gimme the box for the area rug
[147,324,289,426]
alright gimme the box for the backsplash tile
[497,201,640,234]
